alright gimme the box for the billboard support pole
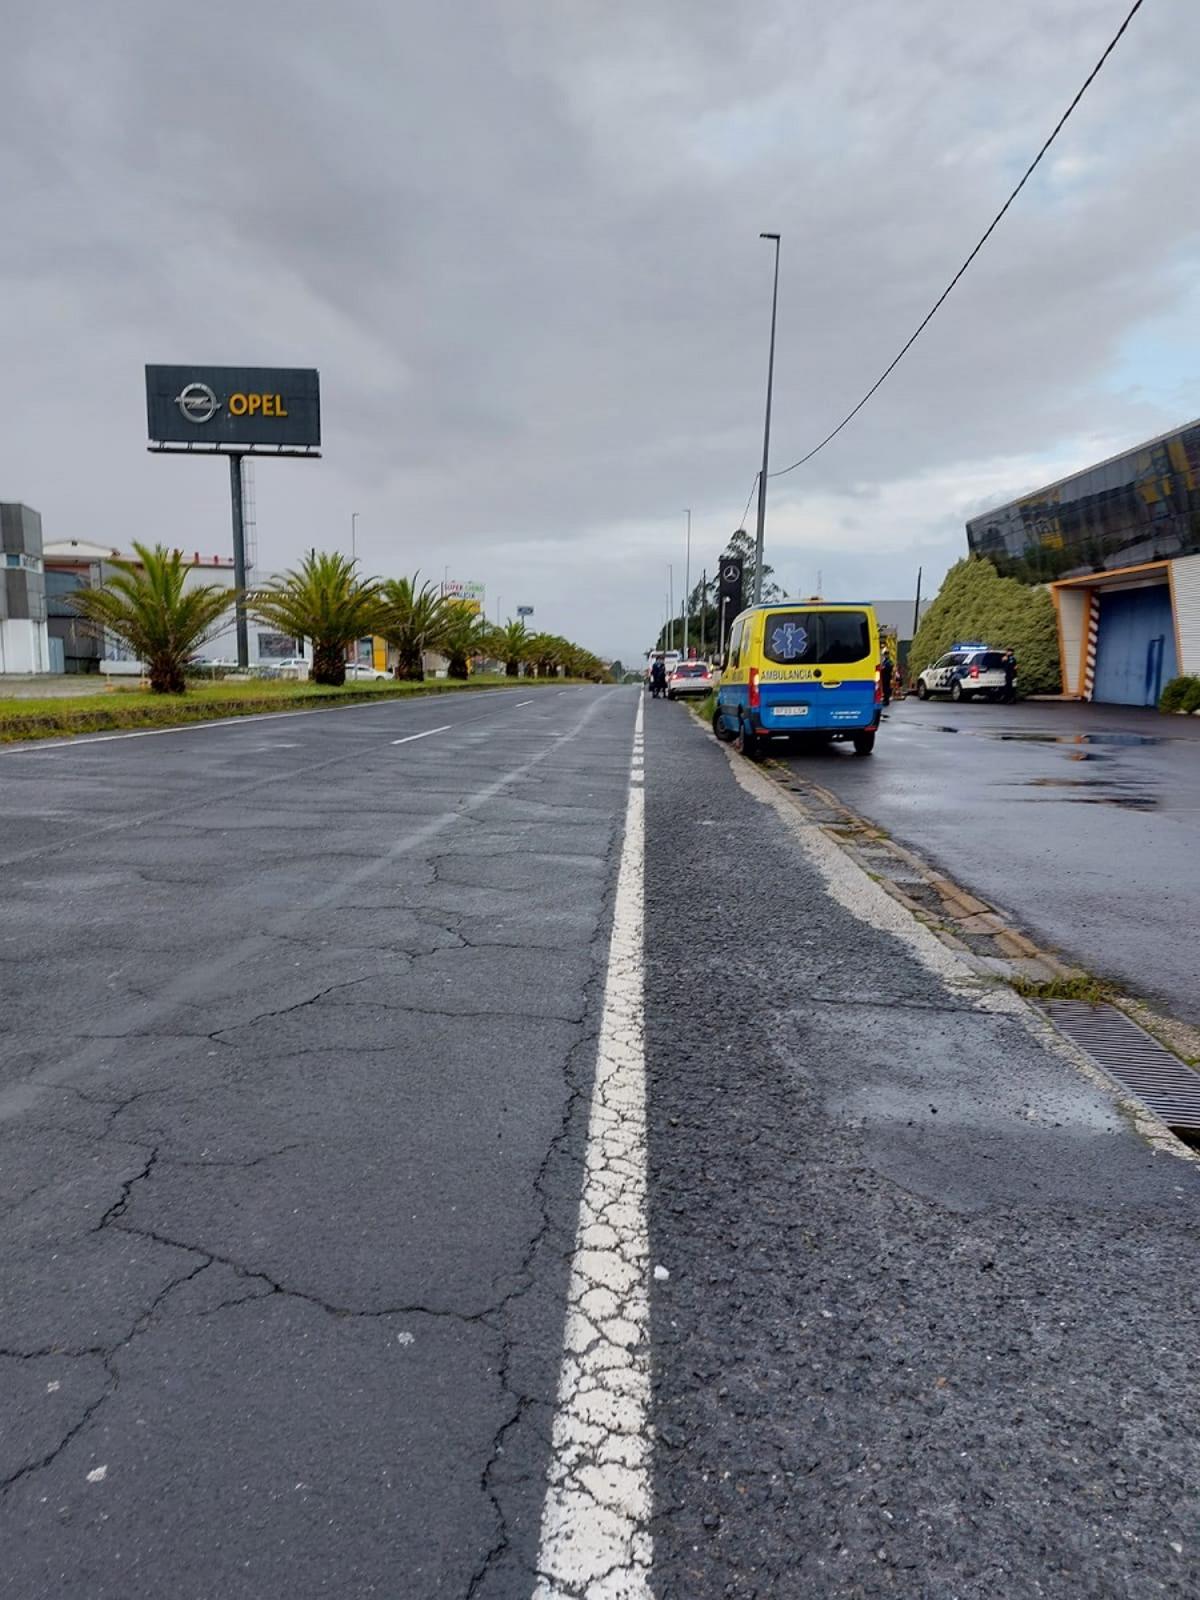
[229,453,249,669]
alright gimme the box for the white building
[42,540,305,672]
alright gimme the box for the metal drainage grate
[1042,1002,1200,1133]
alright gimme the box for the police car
[915,643,1013,702]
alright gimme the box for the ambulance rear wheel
[852,731,876,757]
[735,717,761,761]
[712,707,734,742]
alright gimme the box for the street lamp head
[760,232,780,240]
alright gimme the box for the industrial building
[43,540,253,672]
[0,504,51,673]
[967,421,1200,705]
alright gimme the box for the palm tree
[488,620,531,678]
[67,542,235,694]
[526,632,565,679]
[440,605,489,679]
[249,551,383,686]
[379,574,456,681]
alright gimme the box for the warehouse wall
[1172,553,1200,676]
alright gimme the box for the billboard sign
[718,555,744,618]
[146,365,321,449]
[443,578,485,601]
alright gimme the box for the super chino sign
[145,365,321,450]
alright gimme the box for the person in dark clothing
[649,658,667,698]
[880,649,894,709]
[1002,651,1017,702]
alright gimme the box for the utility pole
[754,233,781,604]
[668,564,674,651]
[913,566,923,636]
[351,512,359,563]
[699,567,706,658]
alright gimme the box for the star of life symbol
[770,621,808,659]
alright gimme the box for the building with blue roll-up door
[966,420,1200,705]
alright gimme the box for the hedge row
[1159,676,1200,714]
[0,678,565,742]
[910,557,1061,696]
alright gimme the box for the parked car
[343,661,391,681]
[713,602,882,757]
[915,646,1012,702]
[667,662,714,699]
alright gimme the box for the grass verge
[0,676,569,742]
[1009,973,1116,1005]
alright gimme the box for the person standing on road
[1003,650,1017,702]
[650,657,667,699]
[880,648,894,709]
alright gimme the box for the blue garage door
[1092,585,1178,706]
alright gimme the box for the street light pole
[682,509,692,657]
[754,232,781,605]
[351,512,359,564]
[668,564,674,652]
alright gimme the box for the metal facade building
[0,503,51,674]
[966,422,1200,705]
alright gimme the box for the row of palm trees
[69,544,608,693]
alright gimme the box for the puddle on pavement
[936,726,1164,748]
[1018,788,1159,810]
[996,731,1163,747]
[1027,777,1109,788]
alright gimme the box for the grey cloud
[3,0,1199,661]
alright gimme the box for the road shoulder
[643,699,1200,1598]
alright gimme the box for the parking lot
[773,696,1200,1022]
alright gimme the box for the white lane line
[534,695,651,1599]
[390,724,452,746]
[515,699,535,707]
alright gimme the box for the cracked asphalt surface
[3,684,1200,1598]
[1,686,625,1598]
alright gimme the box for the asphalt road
[0,686,626,1598]
[772,697,1200,1023]
[3,685,1200,1597]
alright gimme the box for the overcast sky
[5,0,1199,663]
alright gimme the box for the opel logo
[175,382,221,424]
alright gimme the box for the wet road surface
[3,685,1199,1597]
[773,697,1200,1023]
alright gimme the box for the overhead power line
[738,473,759,532]
[768,0,1148,482]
